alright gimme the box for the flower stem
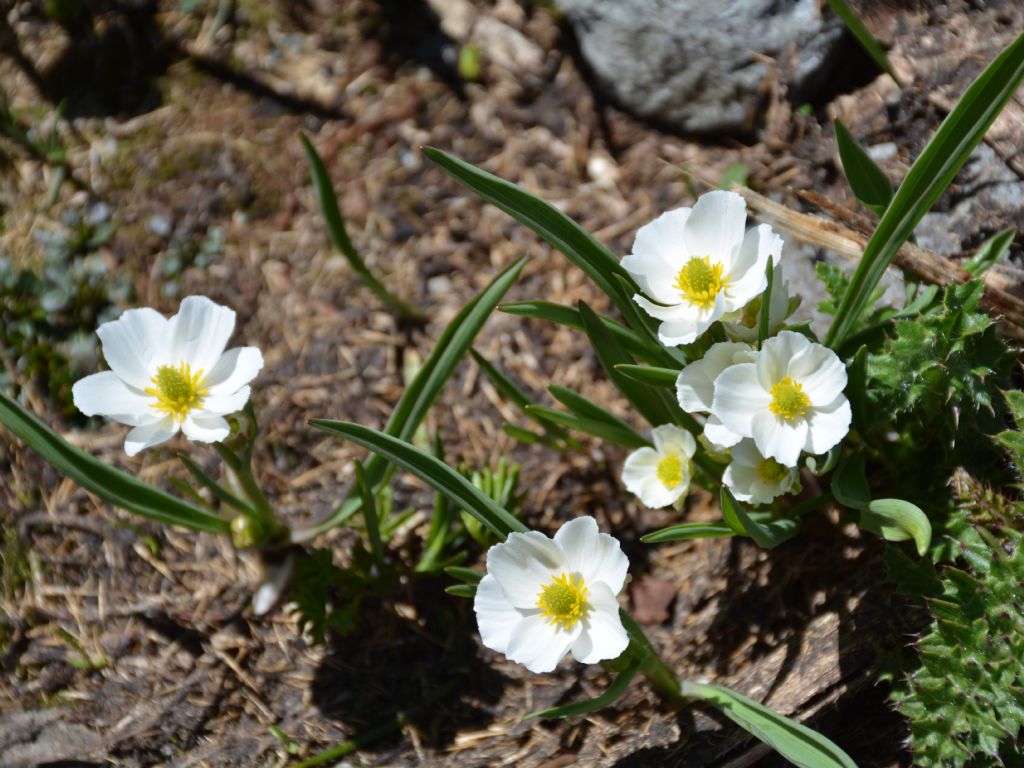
[619,609,682,701]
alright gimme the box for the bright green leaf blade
[825,31,1024,349]
[526,656,642,720]
[300,133,421,319]
[682,680,858,768]
[757,257,775,347]
[424,147,638,316]
[525,405,650,450]
[721,488,799,549]
[354,460,386,568]
[444,566,484,584]
[177,452,257,517]
[831,454,871,511]
[824,0,901,85]
[445,584,477,598]
[641,522,737,543]
[0,392,229,534]
[500,300,655,361]
[860,498,932,556]
[310,421,527,539]
[296,257,527,540]
[548,384,641,435]
[834,120,894,214]
[614,364,679,388]
[964,227,1015,276]
[471,349,571,441]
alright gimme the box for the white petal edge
[711,363,770,438]
[683,190,747,266]
[166,296,237,373]
[124,416,178,457]
[72,371,158,426]
[750,411,807,467]
[181,414,231,443]
[205,347,264,395]
[806,396,852,455]
[486,531,565,608]
[505,614,578,674]
[572,582,629,664]
[95,307,168,389]
[473,574,526,655]
[555,517,629,596]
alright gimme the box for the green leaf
[300,133,422,320]
[294,257,527,541]
[0,392,229,534]
[757,257,775,347]
[830,454,871,511]
[641,522,737,543]
[719,162,749,189]
[177,452,257,517]
[823,0,901,85]
[445,584,477,599]
[682,680,858,768]
[354,461,386,569]
[548,384,644,439]
[859,498,932,556]
[825,31,1024,349]
[614,364,680,388]
[963,227,1015,276]
[309,422,527,539]
[720,488,799,549]
[834,120,894,215]
[444,565,483,583]
[424,147,638,317]
[526,656,642,720]
[471,349,572,444]
[524,405,650,450]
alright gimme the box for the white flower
[621,424,696,508]
[676,341,756,450]
[711,331,851,467]
[473,517,629,674]
[72,296,263,456]
[721,261,798,342]
[723,439,801,505]
[621,190,782,346]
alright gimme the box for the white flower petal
[72,371,157,426]
[486,531,565,608]
[555,517,629,595]
[473,574,525,655]
[722,225,774,312]
[751,410,807,467]
[505,614,578,673]
[253,552,294,616]
[756,331,810,389]
[683,190,747,264]
[166,296,236,372]
[572,583,629,664]
[621,252,681,306]
[124,416,178,456]
[205,347,264,394]
[711,363,770,438]
[651,424,696,457]
[181,414,231,443]
[790,345,847,406]
[676,360,714,412]
[806,395,852,455]
[630,207,691,265]
[704,415,743,449]
[96,307,168,389]
[200,386,251,417]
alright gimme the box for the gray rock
[558,0,843,134]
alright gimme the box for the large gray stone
[558,0,843,134]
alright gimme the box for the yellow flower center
[656,453,685,489]
[536,572,589,631]
[674,256,728,309]
[769,376,811,421]
[144,362,208,422]
[756,457,789,483]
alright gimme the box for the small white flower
[723,439,801,505]
[72,295,263,456]
[621,190,782,346]
[721,261,798,342]
[676,341,756,450]
[473,517,629,674]
[711,331,851,467]
[621,424,696,509]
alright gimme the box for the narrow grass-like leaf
[524,405,650,450]
[549,384,642,437]
[444,566,484,583]
[424,147,637,317]
[757,258,775,347]
[611,274,688,367]
[825,31,1024,348]
[831,454,871,511]
[721,488,799,549]
[445,584,477,598]
[860,498,931,556]
[501,300,655,361]
[834,120,894,215]
[964,227,1015,276]
[178,453,257,517]
[300,133,421,320]
[354,461,386,570]
[310,422,527,539]
[681,680,858,768]
[295,257,527,541]
[641,522,737,543]
[824,0,901,86]
[471,349,572,443]
[614,364,679,388]
[0,392,228,534]
[526,655,642,720]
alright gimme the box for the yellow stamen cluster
[537,572,589,631]
[656,453,685,489]
[145,362,208,421]
[674,256,728,309]
[769,376,811,421]
[756,457,789,483]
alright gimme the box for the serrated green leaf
[860,498,932,556]
[0,392,229,534]
[682,680,858,768]
[831,454,871,511]
[641,522,737,543]
[526,655,641,720]
[825,31,1024,348]
[834,120,894,215]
